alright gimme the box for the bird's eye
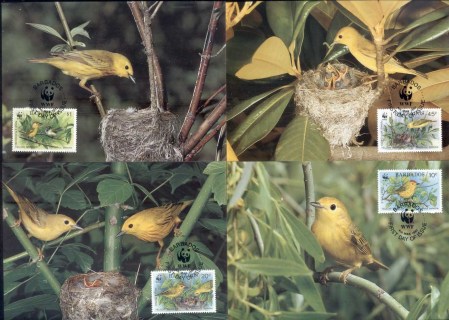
[330,204,337,210]
[64,220,70,225]
[128,223,133,228]
[338,35,343,39]
[125,65,129,70]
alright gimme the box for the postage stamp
[12,107,77,152]
[151,269,216,314]
[378,108,442,152]
[378,169,443,214]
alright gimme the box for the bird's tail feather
[367,258,389,271]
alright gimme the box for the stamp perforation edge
[377,169,443,214]
[377,108,442,153]
[12,107,77,153]
[151,269,216,314]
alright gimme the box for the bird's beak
[72,225,83,230]
[310,201,324,209]
[116,231,125,238]
[128,74,136,84]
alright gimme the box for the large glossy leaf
[396,18,449,53]
[235,37,296,80]
[404,51,449,68]
[236,258,311,276]
[266,2,299,46]
[410,68,449,103]
[292,2,320,58]
[228,84,292,120]
[230,87,294,155]
[275,116,329,161]
[280,208,325,263]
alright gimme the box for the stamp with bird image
[12,107,77,152]
[151,269,216,314]
[378,169,442,214]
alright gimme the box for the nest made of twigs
[294,63,377,149]
[100,107,182,161]
[60,272,140,320]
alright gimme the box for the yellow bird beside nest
[117,200,194,267]
[311,197,388,283]
[331,26,428,79]
[3,182,82,242]
[29,50,135,96]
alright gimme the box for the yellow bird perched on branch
[2,182,82,241]
[311,197,388,283]
[194,280,214,296]
[29,50,135,96]
[117,200,194,266]
[157,282,186,300]
[331,26,428,79]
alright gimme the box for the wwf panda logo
[401,210,414,224]
[399,85,413,101]
[177,247,191,263]
[41,86,55,101]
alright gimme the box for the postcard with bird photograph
[227,161,449,320]
[2,162,227,319]
[226,1,449,161]
[2,1,225,162]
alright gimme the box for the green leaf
[277,312,336,320]
[292,2,320,58]
[236,258,311,276]
[60,246,94,273]
[266,2,298,47]
[70,20,91,39]
[228,85,291,120]
[132,183,158,205]
[26,23,67,42]
[199,219,226,236]
[37,178,66,204]
[322,43,350,64]
[60,189,88,210]
[229,87,294,155]
[396,18,449,53]
[275,116,329,161]
[198,254,224,285]
[437,271,449,318]
[406,293,430,320]
[293,275,326,312]
[280,208,325,263]
[203,163,226,206]
[97,179,133,206]
[50,43,70,53]
[203,162,225,176]
[4,294,59,319]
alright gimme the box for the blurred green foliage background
[228,161,449,320]
[2,2,225,161]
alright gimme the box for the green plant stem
[3,221,105,265]
[3,208,61,295]
[104,163,125,272]
[137,172,215,312]
[302,161,316,271]
[55,2,75,49]
[315,271,409,319]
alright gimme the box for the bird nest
[100,107,183,161]
[60,272,140,320]
[294,63,377,149]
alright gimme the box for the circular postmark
[163,241,204,270]
[388,208,427,242]
[388,78,425,110]
[29,80,68,114]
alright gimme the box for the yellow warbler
[27,122,41,138]
[331,27,428,79]
[3,182,82,241]
[311,197,388,283]
[194,280,213,296]
[394,180,418,199]
[29,50,135,95]
[407,119,435,129]
[156,282,186,299]
[117,200,193,265]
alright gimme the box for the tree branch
[302,162,316,271]
[184,119,225,161]
[179,1,223,143]
[315,271,409,320]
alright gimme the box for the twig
[184,119,225,161]
[302,162,316,271]
[182,94,226,157]
[198,84,226,113]
[179,1,223,143]
[315,271,409,320]
[55,2,75,49]
[90,85,106,118]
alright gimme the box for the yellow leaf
[226,140,239,161]
[410,67,449,103]
[235,36,297,80]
